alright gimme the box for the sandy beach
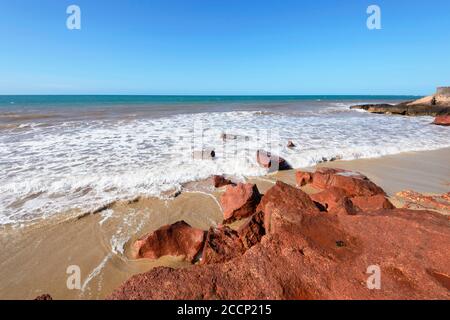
[1,147,448,300]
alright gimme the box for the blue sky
[0,0,449,95]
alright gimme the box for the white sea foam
[1,106,450,225]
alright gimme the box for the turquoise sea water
[0,95,419,108]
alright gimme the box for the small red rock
[212,175,234,188]
[296,171,313,187]
[433,115,450,126]
[220,183,262,223]
[133,221,205,262]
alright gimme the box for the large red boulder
[201,226,245,265]
[433,115,450,126]
[301,168,385,197]
[351,194,395,212]
[257,181,320,233]
[220,183,261,223]
[256,150,291,171]
[133,221,205,262]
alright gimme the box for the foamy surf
[1,100,449,226]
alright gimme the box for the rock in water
[256,150,291,171]
[433,115,450,126]
[133,221,205,262]
[287,140,296,148]
[220,183,261,223]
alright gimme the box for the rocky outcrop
[212,175,234,188]
[220,183,262,223]
[133,221,205,262]
[395,190,450,214]
[351,101,450,116]
[256,150,291,171]
[433,115,450,126]
[109,170,450,300]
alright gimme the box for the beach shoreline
[0,146,448,300]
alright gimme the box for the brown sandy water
[0,148,448,300]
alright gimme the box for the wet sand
[0,148,448,300]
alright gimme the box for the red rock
[257,181,320,233]
[34,294,53,300]
[200,226,245,265]
[296,171,313,187]
[256,150,291,171]
[395,190,450,214]
[351,194,395,212]
[311,168,385,197]
[133,221,205,262]
[212,175,234,188]
[433,115,450,126]
[311,187,358,215]
[110,179,450,300]
[238,211,265,249]
[220,183,261,223]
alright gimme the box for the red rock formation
[256,150,291,171]
[212,175,234,188]
[133,221,205,262]
[351,194,395,212]
[220,183,261,223]
[395,190,450,214]
[433,115,450,126]
[109,173,450,300]
[201,226,245,265]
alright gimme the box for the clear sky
[1,0,449,95]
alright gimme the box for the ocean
[1,95,449,225]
